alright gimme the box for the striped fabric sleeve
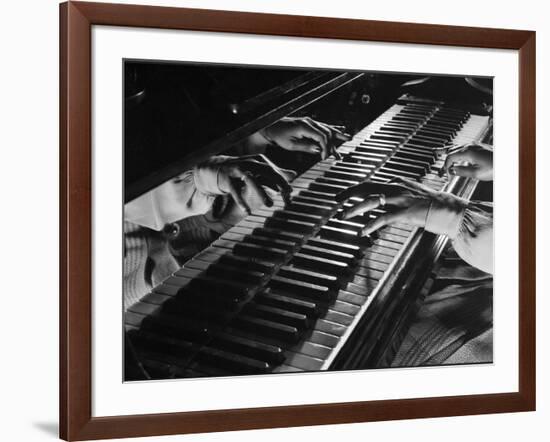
[451,201,493,275]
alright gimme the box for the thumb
[279,167,297,181]
[449,164,480,179]
[289,139,322,155]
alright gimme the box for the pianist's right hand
[336,178,493,274]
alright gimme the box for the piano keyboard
[125,99,490,379]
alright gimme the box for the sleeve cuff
[425,194,469,239]
[193,156,233,195]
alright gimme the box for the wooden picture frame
[59,1,536,440]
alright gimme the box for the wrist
[425,194,469,239]
[258,126,276,145]
[244,131,270,153]
[193,156,232,195]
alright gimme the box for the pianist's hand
[336,178,468,237]
[195,154,293,216]
[259,117,350,160]
[444,143,493,181]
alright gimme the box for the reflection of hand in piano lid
[197,154,297,228]
[259,117,351,160]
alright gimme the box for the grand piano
[123,61,493,380]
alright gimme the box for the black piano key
[411,131,448,142]
[378,126,411,134]
[308,181,347,195]
[209,333,285,364]
[392,116,425,124]
[385,159,428,175]
[402,142,436,154]
[408,136,444,148]
[355,145,394,155]
[265,217,316,235]
[326,218,364,234]
[316,176,363,187]
[186,275,252,299]
[243,234,298,252]
[256,290,322,318]
[324,170,367,182]
[293,193,337,207]
[318,225,367,245]
[370,133,406,143]
[273,209,323,224]
[170,286,241,312]
[245,303,310,329]
[287,201,334,216]
[291,252,351,277]
[233,315,301,343]
[378,166,419,180]
[233,241,289,262]
[251,227,304,244]
[424,123,457,136]
[360,139,398,148]
[141,313,211,342]
[278,265,341,290]
[392,151,434,166]
[299,244,356,266]
[197,346,272,374]
[307,237,362,258]
[399,146,436,160]
[161,295,234,321]
[217,254,275,274]
[206,264,267,285]
[269,274,334,301]
[331,162,376,174]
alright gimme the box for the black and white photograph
[123,61,494,381]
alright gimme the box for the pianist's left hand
[258,117,349,160]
